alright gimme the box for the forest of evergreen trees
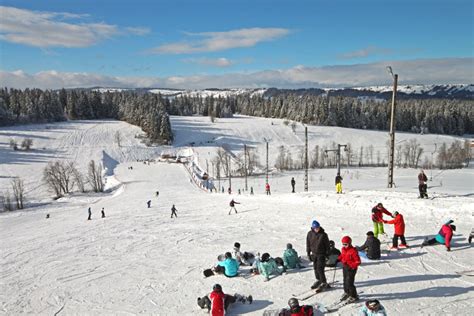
[0,88,173,143]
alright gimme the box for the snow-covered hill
[0,117,473,315]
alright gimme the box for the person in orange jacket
[197,284,252,315]
[338,236,361,303]
[383,211,408,250]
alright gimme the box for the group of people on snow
[86,207,106,220]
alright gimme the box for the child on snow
[288,297,314,316]
[232,242,255,266]
[170,204,178,218]
[254,253,284,281]
[197,283,252,315]
[228,199,240,215]
[213,252,240,277]
[383,211,408,249]
[338,236,361,303]
[371,203,393,238]
[359,299,387,316]
[422,220,456,251]
[282,243,303,269]
[326,240,341,267]
[357,231,381,259]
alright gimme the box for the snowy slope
[0,117,473,315]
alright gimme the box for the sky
[0,0,473,89]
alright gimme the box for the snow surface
[1,117,473,315]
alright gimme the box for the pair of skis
[292,281,339,301]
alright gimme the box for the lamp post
[387,66,398,188]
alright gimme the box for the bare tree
[88,160,104,192]
[73,167,86,193]
[21,138,33,150]
[9,139,18,150]
[2,191,14,211]
[43,161,77,198]
[11,177,25,209]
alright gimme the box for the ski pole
[331,265,337,285]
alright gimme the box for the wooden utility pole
[388,73,398,188]
[244,144,248,191]
[304,126,308,192]
[266,140,269,185]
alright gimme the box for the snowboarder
[101,207,106,218]
[197,284,252,315]
[338,236,361,303]
[171,204,178,218]
[87,207,92,220]
[254,253,284,281]
[422,220,456,251]
[335,173,343,194]
[233,242,255,266]
[265,183,271,195]
[359,299,387,316]
[291,177,296,193]
[228,199,240,215]
[383,211,408,249]
[356,231,381,259]
[288,297,314,316]
[306,220,330,291]
[283,243,303,269]
[147,200,151,208]
[418,169,428,198]
[213,252,240,277]
[326,240,341,267]
[371,203,393,239]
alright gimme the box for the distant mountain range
[92,84,474,100]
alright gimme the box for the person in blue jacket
[359,299,387,315]
[213,252,239,277]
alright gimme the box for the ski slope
[0,117,473,315]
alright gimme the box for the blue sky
[0,0,473,89]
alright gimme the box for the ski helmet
[261,253,270,262]
[213,284,222,291]
[341,236,352,244]
[225,252,232,259]
[377,203,383,208]
[288,297,299,308]
[366,299,380,310]
[366,231,374,236]
[234,242,241,249]
[286,243,293,249]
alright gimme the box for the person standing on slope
[338,236,361,303]
[228,199,240,215]
[87,207,92,220]
[383,211,408,250]
[291,177,296,193]
[306,220,330,291]
[265,182,271,195]
[371,203,393,239]
[171,204,178,218]
[147,200,151,208]
[422,220,456,251]
[418,169,428,198]
[335,173,343,194]
[101,207,106,218]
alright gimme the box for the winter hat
[341,236,352,244]
[213,284,222,292]
[286,243,293,249]
[288,297,299,308]
[450,225,456,231]
[377,203,383,208]
[329,240,335,247]
[234,242,241,249]
[366,231,374,237]
[446,219,454,225]
[225,252,232,259]
[311,220,320,229]
[393,211,399,216]
[261,253,270,262]
[366,300,380,310]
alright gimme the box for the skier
[46,214,50,219]
[101,207,106,218]
[250,186,254,195]
[422,220,456,251]
[147,200,151,208]
[265,182,271,195]
[283,243,303,269]
[171,204,178,218]
[383,211,408,249]
[228,199,240,215]
[306,220,330,291]
[288,297,314,316]
[228,187,232,194]
[356,231,381,259]
[418,169,428,198]
[326,240,341,267]
[238,189,241,195]
[254,253,284,281]
[371,203,393,239]
[338,236,361,303]
[335,173,343,194]
[213,252,240,277]
[222,186,225,193]
[291,177,296,193]
[359,299,387,316]
[155,191,159,197]
[233,242,255,266]
[87,207,92,220]
[197,284,252,315]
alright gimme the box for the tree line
[0,88,173,143]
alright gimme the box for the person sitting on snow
[213,252,239,277]
[282,243,303,269]
[254,253,284,281]
[422,220,456,251]
[357,231,381,259]
[288,297,314,316]
[359,299,387,316]
[197,283,252,314]
[232,242,255,266]
[326,240,342,267]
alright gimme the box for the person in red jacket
[383,211,408,249]
[197,284,252,315]
[371,203,393,239]
[265,182,271,195]
[287,297,314,316]
[338,236,361,303]
[422,220,456,251]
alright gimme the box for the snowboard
[263,303,329,316]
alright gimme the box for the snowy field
[0,116,473,315]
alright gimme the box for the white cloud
[183,57,233,67]
[0,6,148,48]
[147,27,290,54]
[1,58,472,90]
[339,45,393,59]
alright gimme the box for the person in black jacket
[291,177,296,193]
[306,220,330,291]
[357,231,381,260]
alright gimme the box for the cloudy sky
[0,0,473,89]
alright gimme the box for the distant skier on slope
[383,211,408,250]
[422,220,456,251]
[291,177,296,193]
[146,200,151,208]
[229,199,240,215]
[418,169,428,198]
[338,236,361,303]
[356,231,381,260]
[87,207,92,220]
[101,207,106,218]
[265,182,271,195]
[335,173,343,194]
[171,204,178,218]
[371,203,393,239]
[197,284,252,315]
